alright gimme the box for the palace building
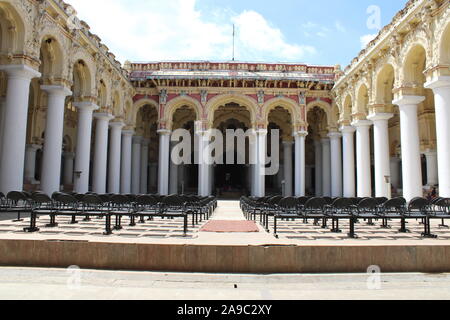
[0,0,449,201]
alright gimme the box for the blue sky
[69,0,407,68]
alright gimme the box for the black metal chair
[404,197,434,238]
[24,192,55,232]
[378,197,407,232]
[81,194,112,235]
[431,198,450,234]
[53,193,81,225]
[6,191,32,222]
[273,197,302,238]
[327,198,356,237]
[431,197,449,228]
[109,195,135,229]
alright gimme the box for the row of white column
[335,80,450,202]
[0,64,157,196]
[281,131,308,198]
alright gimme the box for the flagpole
[232,24,235,61]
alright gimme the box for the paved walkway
[0,267,450,300]
[210,201,246,221]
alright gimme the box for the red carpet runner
[200,220,260,233]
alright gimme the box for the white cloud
[360,33,377,48]
[68,0,316,63]
[335,21,346,33]
[233,11,316,61]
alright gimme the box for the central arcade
[128,61,337,199]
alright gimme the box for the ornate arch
[111,90,122,117]
[399,32,431,86]
[355,83,369,115]
[164,95,202,125]
[37,24,69,79]
[306,99,333,128]
[374,63,396,105]
[206,94,258,126]
[131,98,159,126]
[0,1,27,54]
[262,97,299,124]
[437,20,450,65]
[70,49,96,98]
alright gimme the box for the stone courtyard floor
[0,201,450,245]
[0,267,449,300]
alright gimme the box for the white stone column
[340,126,356,198]
[368,113,393,198]
[92,113,113,194]
[329,132,343,198]
[283,141,293,197]
[353,120,372,198]
[73,102,99,194]
[40,86,72,195]
[120,129,134,194]
[24,144,41,184]
[63,152,75,186]
[158,129,171,196]
[425,77,450,197]
[169,141,179,195]
[249,130,257,197]
[255,129,267,198]
[108,121,125,194]
[0,96,7,156]
[140,139,149,194]
[314,140,323,197]
[321,138,331,197]
[197,131,210,197]
[294,131,307,197]
[390,157,401,191]
[424,150,438,187]
[131,136,142,195]
[392,96,425,201]
[0,65,40,193]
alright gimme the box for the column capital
[26,144,42,151]
[423,149,437,157]
[63,152,75,159]
[157,129,172,136]
[122,129,135,137]
[40,85,72,97]
[328,132,342,139]
[425,76,450,90]
[93,112,114,121]
[74,101,99,112]
[282,140,294,147]
[340,125,356,134]
[351,119,372,128]
[367,113,394,122]
[293,131,308,138]
[0,64,41,80]
[392,95,425,106]
[110,120,125,129]
[255,129,268,136]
